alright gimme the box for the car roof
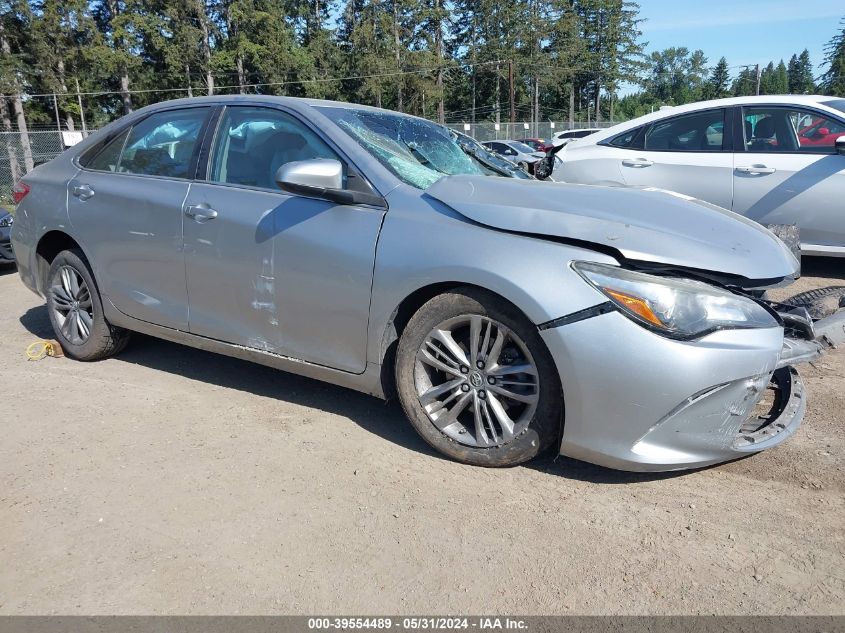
[132,94,431,122]
[583,95,839,144]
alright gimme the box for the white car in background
[552,95,845,256]
[551,127,603,147]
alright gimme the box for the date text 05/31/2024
[307,617,528,630]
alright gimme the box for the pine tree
[821,18,845,96]
[772,60,788,94]
[788,49,815,94]
[705,56,730,99]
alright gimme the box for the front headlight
[573,261,778,338]
[0,214,12,228]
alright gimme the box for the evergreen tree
[704,56,730,99]
[821,18,845,96]
[772,60,788,94]
[788,49,815,94]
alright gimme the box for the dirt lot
[0,260,843,615]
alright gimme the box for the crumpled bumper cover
[540,309,813,472]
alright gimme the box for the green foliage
[821,18,845,96]
[787,49,815,94]
[1,1,843,130]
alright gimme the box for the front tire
[395,288,562,467]
[45,249,130,360]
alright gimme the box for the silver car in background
[553,95,845,256]
[10,95,843,471]
[481,140,546,173]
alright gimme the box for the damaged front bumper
[540,303,843,472]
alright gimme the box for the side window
[209,106,340,190]
[609,127,641,148]
[745,108,845,154]
[644,109,726,151]
[86,129,130,171]
[118,108,209,178]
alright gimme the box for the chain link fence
[445,120,613,142]
[0,130,90,207]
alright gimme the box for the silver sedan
[11,96,844,471]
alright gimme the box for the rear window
[85,129,129,171]
[82,107,209,179]
[643,109,726,152]
[823,99,845,115]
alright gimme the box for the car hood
[425,175,799,282]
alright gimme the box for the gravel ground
[0,259,843,615]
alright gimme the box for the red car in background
[515,137,551,152]
[798,117,845,148]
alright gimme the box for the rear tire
[45,249,130,360]
[395,287,562,467]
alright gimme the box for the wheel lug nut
[476,361,484,369]
[461,384,470,392]
[460,366,469,374]
[487,376,495,385]
[478,390,486,399]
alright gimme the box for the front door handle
[184,204,218,222]
[72,184,95,200]
[621,158,654,168]
[736,165,776,175]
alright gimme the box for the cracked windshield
[316,106,528,188]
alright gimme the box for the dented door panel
[182,182,384,373]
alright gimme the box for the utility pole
[186,64,193,98]
[508,60,515,129]
[755,64,761,96]
[75,78,87,136]
[52,94,62,135]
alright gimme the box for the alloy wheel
[413,314,539,448]
[49,265,94,345]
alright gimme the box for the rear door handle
[621,158,653,168]
[72,184,95,200]
[184,203,218,222]
[736,165,776,175]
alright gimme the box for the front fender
[366,188,615,365]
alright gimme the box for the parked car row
[480,129,604,174]
[480,139,546,174]
[10,95,845,474]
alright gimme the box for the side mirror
[817,127,830,137]
[836,136,845,156]
[275,159,354,204]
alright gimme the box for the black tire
[783,285,845,320]
[395,287,562,467]
[45,249,130,361]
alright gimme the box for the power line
[0,60,508,100]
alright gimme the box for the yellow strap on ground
[26,340,58,361]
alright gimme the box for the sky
[624,0,844,93]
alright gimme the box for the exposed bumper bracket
[814,308,845,347]
[777,337,823,369]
